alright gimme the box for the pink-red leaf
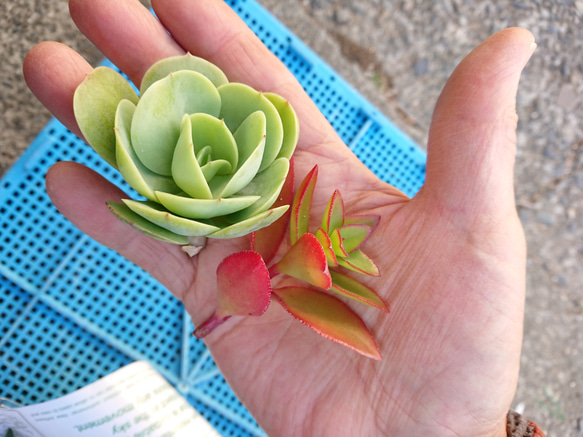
[337,250,380,277]
[290,165,318,245]
[330,271,389,312]
[314,228,338,267]
[321,189,344,234]
[194,251,271,338]
[273,286,382,360]
[269,233,332,290]
[250,158,295,264]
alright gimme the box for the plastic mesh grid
[0,0,426,435]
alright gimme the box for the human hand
[23,1,535,435]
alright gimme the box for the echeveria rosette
[73,54,299,246]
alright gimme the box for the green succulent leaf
[263,92,299,161]
[233,110,267,165]
[122,199,221,237]
[74,55,299,243]
[322,189,345,234]
[209,111,266,198]
[107,201,189,244]
[330,271,389,312]
[140,53,229,95]
[190,113,238,173]
[218,82,283,171]
[290,165,318,245]
[209,204,289,239]
[227,158,290,221]
[73,66,139,168]
[273,286,382,360]
[115,99,180,201]
[337,249,380,277]
[155,191,259,219]
[131,70,221,175]
[171,114,213,199]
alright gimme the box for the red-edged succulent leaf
[250,158,295,264]
[314,228,338,267]
[329,228,348,258]
[194,251,271,338]
[290,165,318,245]
[273,286,381,360]
[321,189,344,234]
[332,224,373,256]
[330,271,389,312]
[269,233,332,290]
[344,214,380,231]
[337,249,380,277]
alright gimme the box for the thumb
[422,27,535,217]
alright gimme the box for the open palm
[24,1,535,436]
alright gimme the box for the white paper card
[0,361,220,437]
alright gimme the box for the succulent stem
[182,236,208,257]
[268,264,281,279]
[193,313,232,338]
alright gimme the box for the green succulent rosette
[73,54,299,245]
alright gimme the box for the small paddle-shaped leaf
[250,158,294,264]
[330,271,389,312]
[273,286,381,360]
[269,233,331,290]
[290,165,318,245]
[194,251,272,338]
[322,189,345,234]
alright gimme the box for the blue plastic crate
[0,0,426,435]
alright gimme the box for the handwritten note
[0,361,220,437]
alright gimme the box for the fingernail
[526,42,537,63]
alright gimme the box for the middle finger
[69,0,184,86]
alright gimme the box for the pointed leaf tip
[330,271,389,312]
[322,189,345,234]
[337,250,380,277]
[331,224,373,256]
[273,286,382,360]
[290,165,318,245]
[270,233,331,290]
[344,214,380,231]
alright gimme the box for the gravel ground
[1,1,582,435]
